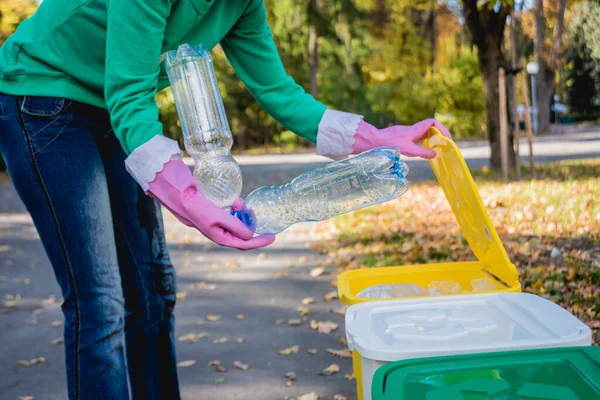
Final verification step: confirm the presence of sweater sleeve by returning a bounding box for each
[104,0,172,154]
[220,0,326,142]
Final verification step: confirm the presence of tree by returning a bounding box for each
[462,0,514,169]
[533,0,567,134]
[564,0,600,116]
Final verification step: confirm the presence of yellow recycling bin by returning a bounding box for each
[337,128,522,400]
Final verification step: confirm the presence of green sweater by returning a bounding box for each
[0,0,327,154]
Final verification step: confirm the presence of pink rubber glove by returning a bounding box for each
[353,119,452,159]
[148,160,275,250]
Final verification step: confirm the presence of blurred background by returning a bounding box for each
[1,0,599,166]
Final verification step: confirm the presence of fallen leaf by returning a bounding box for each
[288,319,301,326]
[298,256,308,263]
[326,348,352,358]
[339,337,348,346]
[236,337,245,344]
[257,252,267,260]
[233,361,248,370]
[285,372,297,381]
[310,320,318,329]
[302,297,315,305]
[307,348,318,355]
[14,278,31,285]
[275,272,289,278]
[215,377,226,384]
[18,397,34,400]
[51,320,62,327]
[320,364,340,376]
[333,395,348,400]
[235,314,245,320]
[41,295,55,305]
[189,282,216,290]
[213,337,228,344]
[18,357,46,367]
[209,360,227,372]
[286,380,293,387]
[275,319,285,325]
[279,345,299,355]
[51,337,63,345]
[311,321,339,334]
[176,291,187,301]
[4,300,16,308]
[310,267,324,277]
[329,306,347,315]
[296,393,319,400]
[206,314,222,322]
[296,306,310,317]
[323,291,338,302]
[177,360,197,368]
[344,373,355,381]
[177,333,208,343]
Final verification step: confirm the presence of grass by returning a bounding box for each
[311,158,600,343]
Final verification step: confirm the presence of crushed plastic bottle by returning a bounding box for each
[232,146,409,234]
[428,281,463,296]
[470,277,501,292]
[357,284,428,299]
[165,43,242,208]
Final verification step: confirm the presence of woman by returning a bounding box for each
[0,1,450,399]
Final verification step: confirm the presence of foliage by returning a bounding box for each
[311,159,600,343]
[564,0,600,115]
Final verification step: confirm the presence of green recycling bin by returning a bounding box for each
[372,347,600,400]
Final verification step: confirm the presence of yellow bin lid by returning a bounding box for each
[424,128,518,287]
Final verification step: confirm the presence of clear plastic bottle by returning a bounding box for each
[165,43,242,208]
[232,146,409,234]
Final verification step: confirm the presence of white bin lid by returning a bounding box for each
[345,293,591,362]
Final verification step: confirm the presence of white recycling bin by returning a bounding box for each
[345,292,592,400]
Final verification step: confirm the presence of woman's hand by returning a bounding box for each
[353,119,452,159]
[148,160,275,250]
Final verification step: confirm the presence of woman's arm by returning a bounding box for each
[221,0,451,160]
[104,0,171,155]
[220,0,328,143]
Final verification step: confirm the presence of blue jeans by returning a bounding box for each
[0,94,180,400]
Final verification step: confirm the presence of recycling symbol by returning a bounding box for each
[384,308,498,341]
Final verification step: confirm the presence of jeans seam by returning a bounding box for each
[16,100,82,400]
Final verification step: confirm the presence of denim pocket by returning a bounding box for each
[20,96,74,153]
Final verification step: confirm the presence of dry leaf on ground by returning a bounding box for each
[302,297,315,305]
[320,363,340,376]
[310,321,339,334]
[279,345,299,355]
[235,314,245,320]
[333,395,348,400]
[329,306,347,315]
[206,314,222,322]
[209,360,227,372]
[18,357,46,367]
[189,282,216,290]
[51,338,63,345]
[177,333,208,343]
[177,360,196,368]
[276,319,285,325]
[339,337,347,345]
[51,320,62,327]
[296,306,310,317]
[213,337,228,344]
[288,319,301,326]
[175,292,187,301]
[295,393,319,400]
[233,361,248,370]
[307,348,318,355]
[310,267,324,277]
[344,373,355,381]
[323,291,338,302]
[236,337,245,343]
[326,348,352,358]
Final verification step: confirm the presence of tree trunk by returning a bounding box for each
[534,0,567,134]
[308,26,318,99]
[478,46,515,169]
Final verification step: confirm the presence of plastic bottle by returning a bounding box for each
[165,43,242,208]
[232,146,409,234]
